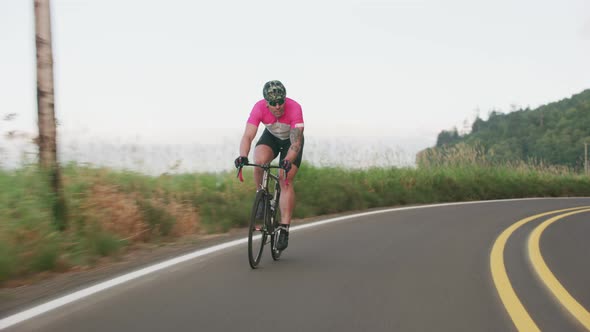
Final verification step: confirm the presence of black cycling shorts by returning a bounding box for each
[255,129,304,168]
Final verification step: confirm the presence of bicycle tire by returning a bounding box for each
[271,186,282,261]
[248,190,268,269]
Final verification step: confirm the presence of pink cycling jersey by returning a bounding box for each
[247,97,304,140]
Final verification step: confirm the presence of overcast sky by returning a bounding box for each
[1,0,589,170]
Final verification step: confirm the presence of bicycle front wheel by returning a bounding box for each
[248,190,268,269]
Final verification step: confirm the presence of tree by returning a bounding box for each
[435,127,460,147]
[471,116,484,133]
[420,89,590,169]
[34,0,67,230]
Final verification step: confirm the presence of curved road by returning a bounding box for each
[2,198,590,331]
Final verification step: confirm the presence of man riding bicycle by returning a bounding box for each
[234,80,304,251]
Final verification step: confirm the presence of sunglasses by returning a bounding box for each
[267,99,285,107]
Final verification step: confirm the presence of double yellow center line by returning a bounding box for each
[490,206,590,331]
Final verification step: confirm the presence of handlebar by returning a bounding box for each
[242,162,282,170]
[236,163,289,186]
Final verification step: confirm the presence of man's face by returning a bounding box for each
[267,100,285,118]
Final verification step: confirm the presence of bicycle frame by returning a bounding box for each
[261,167,280,215]
[238,162,283,220]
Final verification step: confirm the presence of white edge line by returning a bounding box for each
[0,197,586,330]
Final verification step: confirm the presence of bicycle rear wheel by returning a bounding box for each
[248,190,268,269]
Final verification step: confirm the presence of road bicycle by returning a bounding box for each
[237,163,286,269]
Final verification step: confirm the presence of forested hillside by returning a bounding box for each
[422,89,590,169]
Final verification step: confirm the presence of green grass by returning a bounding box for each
[1,158,590,285]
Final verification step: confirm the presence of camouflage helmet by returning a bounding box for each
[262,80,286,103]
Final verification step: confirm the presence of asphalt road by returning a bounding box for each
[2,198,590,331]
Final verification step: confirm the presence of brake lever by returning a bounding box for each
[237,167,244,182]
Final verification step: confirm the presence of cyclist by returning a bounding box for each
[234,80,304,251]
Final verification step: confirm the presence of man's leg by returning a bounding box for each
[279,164,298,225]
[253,144,274,189]
[275,165,298,251]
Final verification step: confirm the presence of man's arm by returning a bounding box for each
[285,127,304,162]
[239,123,258,158]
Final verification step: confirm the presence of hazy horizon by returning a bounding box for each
[2,87,589,174]
[0,132,428,175]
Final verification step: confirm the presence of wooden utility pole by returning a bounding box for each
[34,0,67,230]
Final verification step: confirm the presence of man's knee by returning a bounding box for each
[254,145,274,163]
[279,166,298,187]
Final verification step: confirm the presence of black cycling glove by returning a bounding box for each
[234,156,248,168]
[281,159,292,173]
